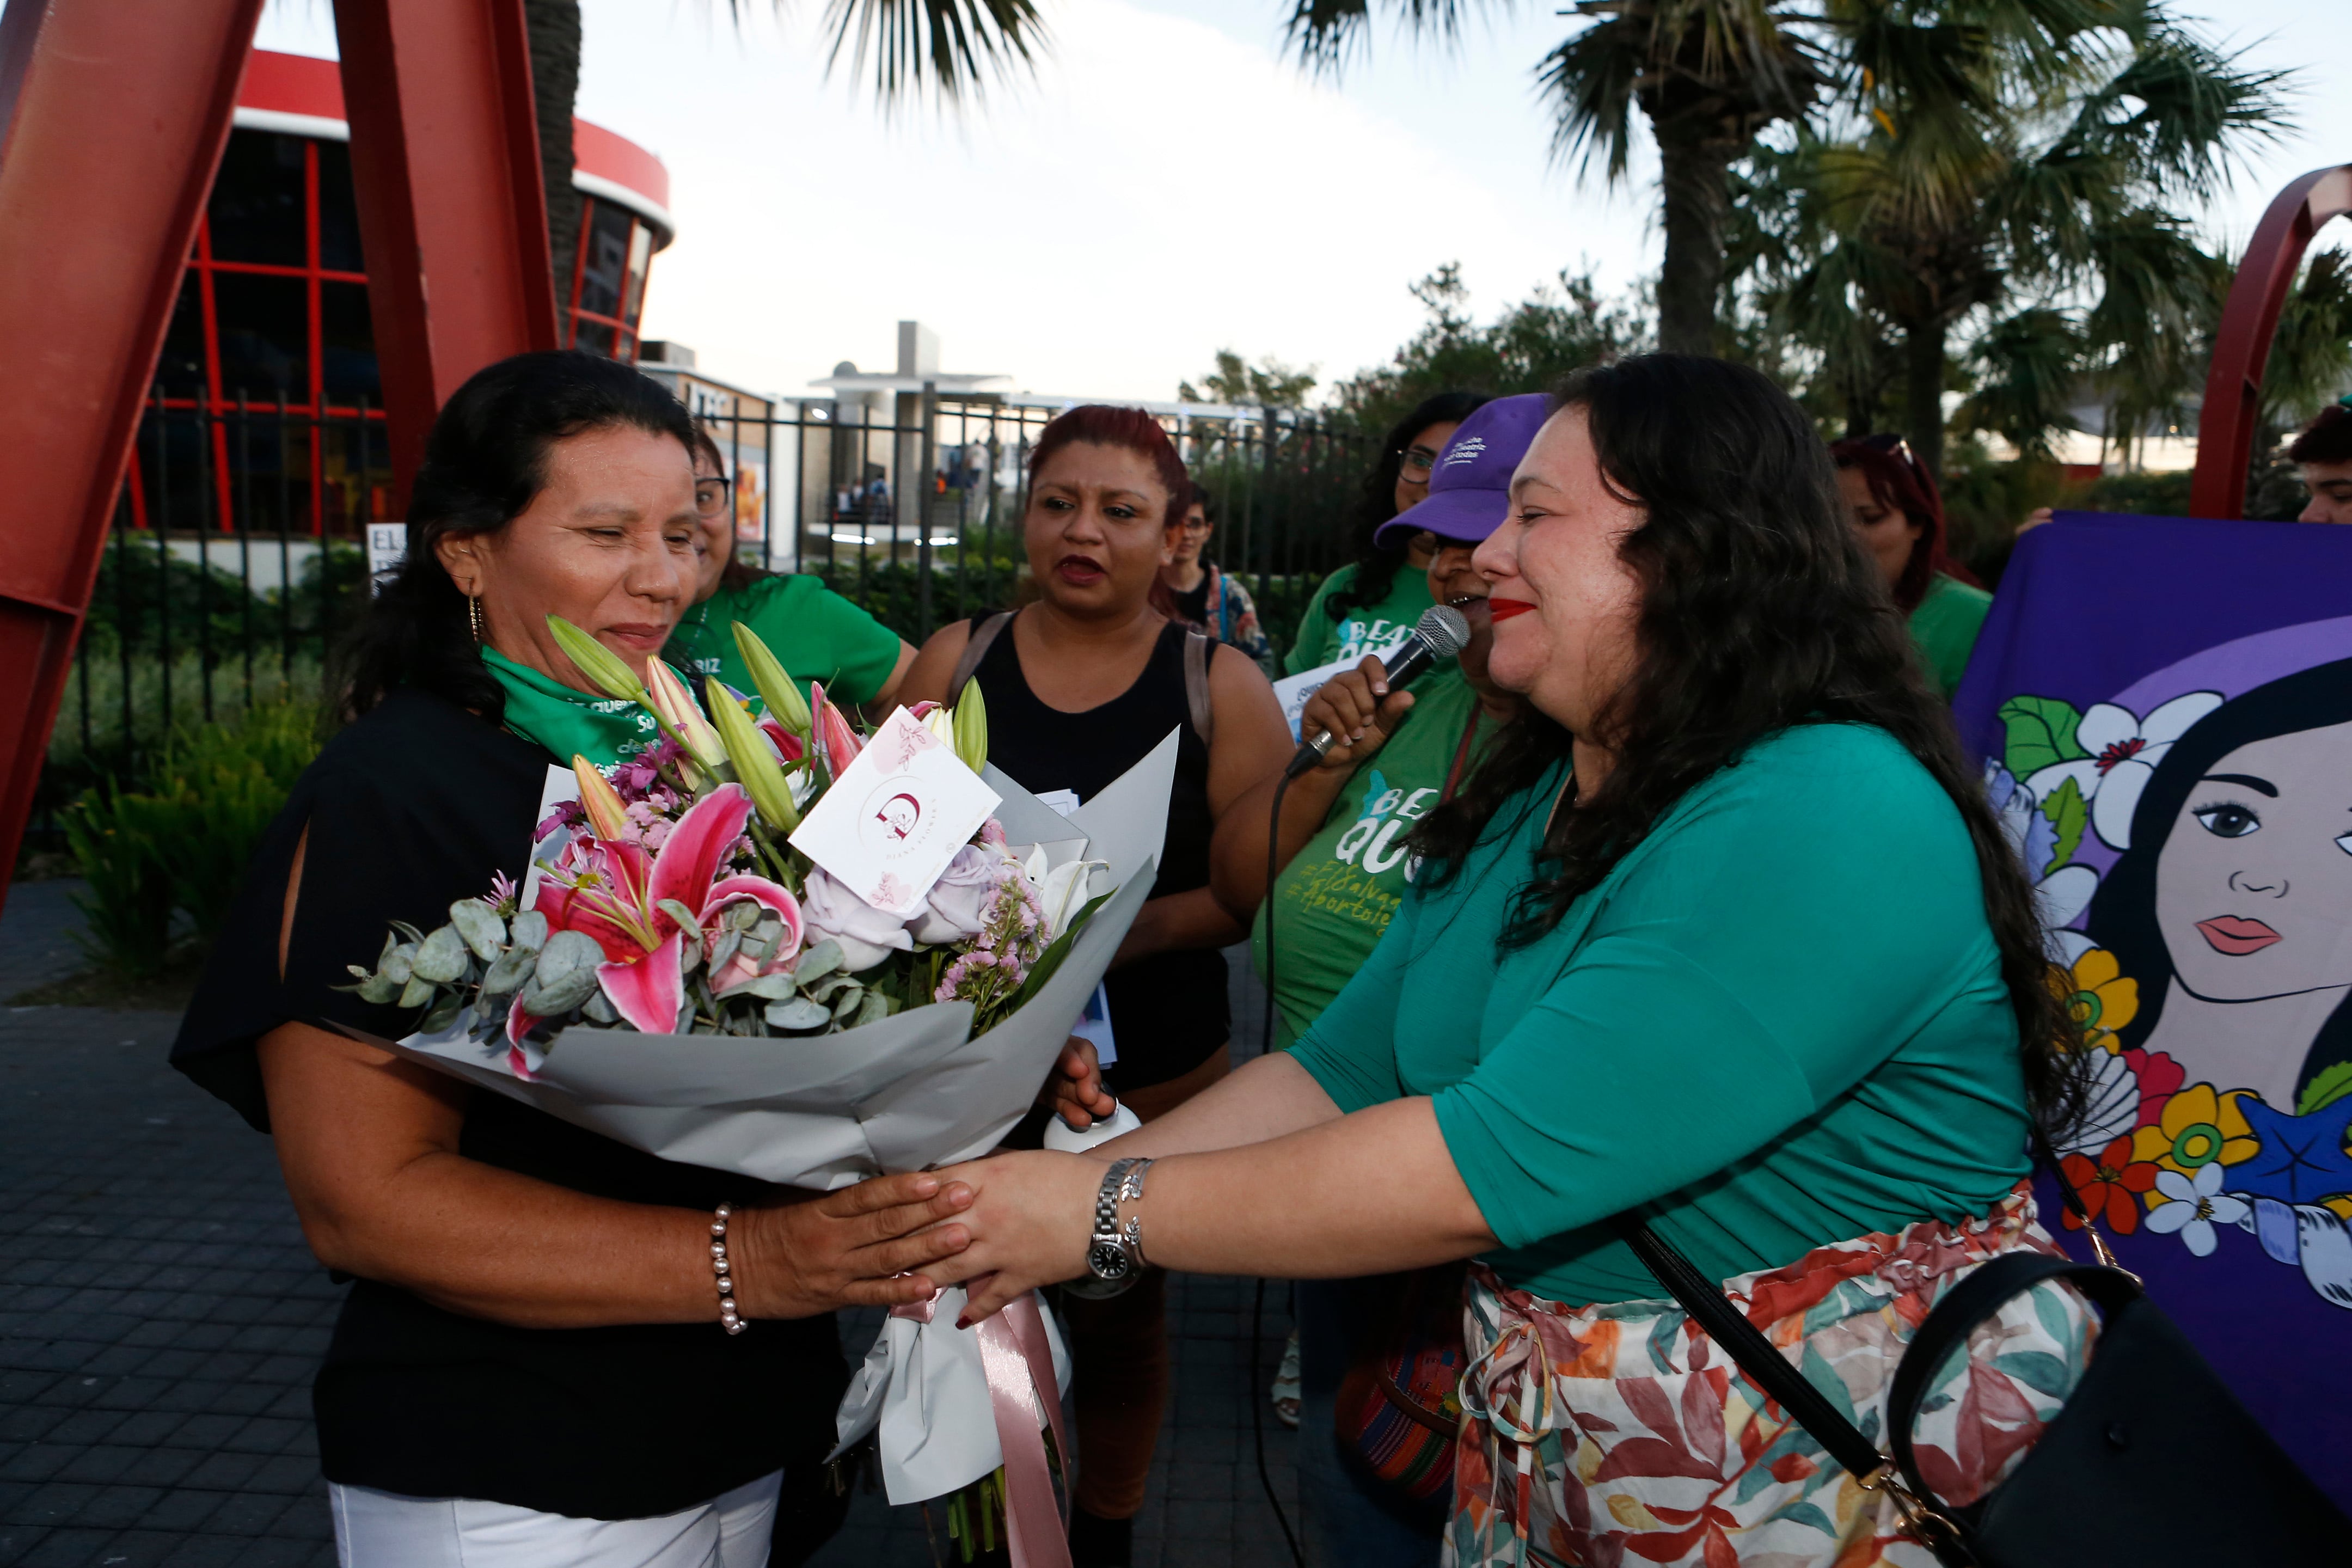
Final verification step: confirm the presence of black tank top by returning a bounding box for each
[971,613,1229,1089]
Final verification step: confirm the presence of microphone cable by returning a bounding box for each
[1253,767,1307,1568]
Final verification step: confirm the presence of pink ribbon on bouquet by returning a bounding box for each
[892,1284,1071,1568]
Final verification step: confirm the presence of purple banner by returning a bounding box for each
[1957,512,2352,1506]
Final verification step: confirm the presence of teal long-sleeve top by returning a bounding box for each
[1287,722,2031,1306]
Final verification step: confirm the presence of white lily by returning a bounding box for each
[921,706,957,746]
[2026,691,2224,851]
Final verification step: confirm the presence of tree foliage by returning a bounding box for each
[1322,263,1653,436]
[1178,351,1320,409]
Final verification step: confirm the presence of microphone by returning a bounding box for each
[1284,603,1473,778]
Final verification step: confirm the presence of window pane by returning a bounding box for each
[572,317,618,358]
[315,139,365,273]
[622,220,653,330]
[320,280,380,406]
[211,272,310,401]
[576,199,633,321]
[208,130,307,266]
[155,274,207,395]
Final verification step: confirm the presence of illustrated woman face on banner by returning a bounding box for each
[2088,658,2352,1110]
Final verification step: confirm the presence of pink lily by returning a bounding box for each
[755,713,807,763]
[531,782,803,1034]
[810,681,863,775]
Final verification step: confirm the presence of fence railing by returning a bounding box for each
[35,391,1379,830]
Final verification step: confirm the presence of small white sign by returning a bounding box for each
[365,523,408,596]
[1271,656,1364,742]
[789,708,1002,917]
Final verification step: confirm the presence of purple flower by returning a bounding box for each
[802,866,916,972]
[905,845,999,945]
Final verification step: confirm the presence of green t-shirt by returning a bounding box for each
[1908,573,1993,699]
[1251,665,1503,1049]
[665,574,904,708]
[1288,722,2029,1306]
[1282,562,1436,675]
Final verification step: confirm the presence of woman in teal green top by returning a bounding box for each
[1832,434,1993,698]
[927,358,2092,1566]
[665,430,915,710]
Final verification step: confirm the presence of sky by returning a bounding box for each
[250,0,2349,407]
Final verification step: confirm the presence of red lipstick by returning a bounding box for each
[1487,598,1536,622]
[2197,915,2282,955]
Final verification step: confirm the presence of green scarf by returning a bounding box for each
[481,645,665,769]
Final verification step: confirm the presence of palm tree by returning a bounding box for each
[1765,0,2286,478]
[523,0,1045,313]
[1282,0,1822,354]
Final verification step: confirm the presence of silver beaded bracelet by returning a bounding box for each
[710,1202,745,1335]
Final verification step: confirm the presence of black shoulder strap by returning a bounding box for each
[1612,1217,1891,1483]
[950,610,1016,706]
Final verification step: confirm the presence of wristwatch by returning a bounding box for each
[1072,1157,1154,1298]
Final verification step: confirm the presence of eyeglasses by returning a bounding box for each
[1398,445,1443,478]
[695,475,733,517]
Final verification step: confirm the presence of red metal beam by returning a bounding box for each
[0,0,265,917]
[330,0,560,509]
[2191,165,2352,519]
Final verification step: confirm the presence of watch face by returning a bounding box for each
[1087,1242,1132,1281]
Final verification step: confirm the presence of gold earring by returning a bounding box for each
[468,595,484,644]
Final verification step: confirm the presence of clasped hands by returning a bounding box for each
[730,1035,1124,1322]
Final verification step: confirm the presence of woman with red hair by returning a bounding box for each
[898,405,1291,1566]
[1829,436,1992,698]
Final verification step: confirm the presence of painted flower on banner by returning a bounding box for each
[2145,1161,2251,1257]
[2058,1136,2160,1233]
[2130,1081,2258,1176]
[2025,691,2224,850]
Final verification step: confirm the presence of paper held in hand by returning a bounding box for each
[789,707,1002,917]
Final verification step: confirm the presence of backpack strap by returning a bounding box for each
[1182,628,1214,747]
[949,610,1016,705]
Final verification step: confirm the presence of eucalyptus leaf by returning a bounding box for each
[731,901,762,932]
[804,973,855,1002]
[396,975,437,1009]
[582,990,618,1025]
[421,999,463,1034]
[345,964,372,981]
[830,984,865,1021]
[678,934,702,976]
[448,901,507,963]
[482,944,538,995]
[709,928,744,977]
[718,972,799,1001]
[383,942,417,985]
[852,990,891,1028]
[764,997,832,1031]
[354,973,402,1005]
[794,939,843,986]
[519,978,544,1015]
[410,925,469,985]
[388,920,426,945]
[536,929,605,987]
[532,968,599,1016]
[675,994,696,1034]
[509,909,550,952]
[657,899,702,938]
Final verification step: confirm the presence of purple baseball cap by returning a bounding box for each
[1374,392,1552,547]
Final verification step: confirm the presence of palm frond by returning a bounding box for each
[815,0,1045,106]
[1280,0,1488,75]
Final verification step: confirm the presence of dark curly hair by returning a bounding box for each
[1326,391,1490,623]
[1411,354,2085,1138]
[339,350,697,719]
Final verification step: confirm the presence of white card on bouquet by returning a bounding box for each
[788,707,1002,916]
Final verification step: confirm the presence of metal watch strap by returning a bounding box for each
[1086,1159,1143,1282]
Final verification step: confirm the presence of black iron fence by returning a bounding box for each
[35,391,1377,829]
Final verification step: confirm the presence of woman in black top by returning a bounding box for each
[170,352,975,1566]
[900,405,1291,1565]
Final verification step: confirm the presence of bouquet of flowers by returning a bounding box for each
[342,616,1110,1067]
[336,617,1178,1556]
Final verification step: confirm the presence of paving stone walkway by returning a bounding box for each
[0,893,1301,1568]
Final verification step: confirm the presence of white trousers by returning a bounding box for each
[331,1469,781,1568]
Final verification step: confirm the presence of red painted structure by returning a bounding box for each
[0,0,573,911]
[2191,164,2352,520]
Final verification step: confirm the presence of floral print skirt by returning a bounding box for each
[1448,1184,2096,1567]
